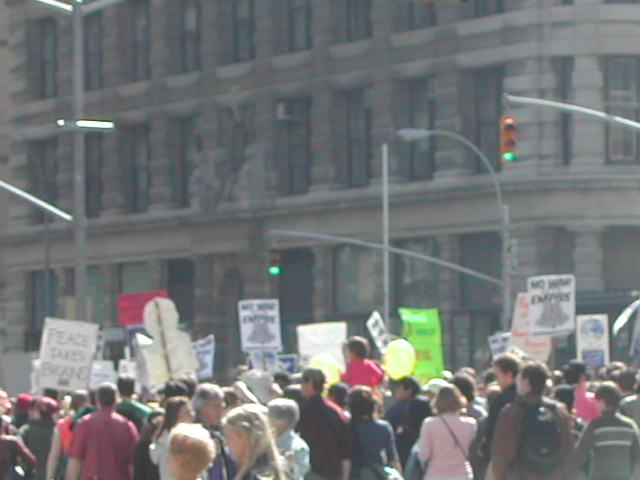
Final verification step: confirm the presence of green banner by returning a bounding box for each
[399,308,444,384]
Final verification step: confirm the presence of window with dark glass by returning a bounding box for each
[84,13,103,90]
[85,134,103,218]
[181,0,201,72]
[275,99,312,195]
[552,57,574,165]
[124,125,150,212]
[28,139,57,224]
[233,0,255,62]
[472,67,503,172]
[168,259,195,325]
[605,57,640,163]
[394,238,440,310]
[346,0,372,41]
[287,0,312,52]
[343,88,372,187]
[29,270,58,330]
[39,18,57,98]
[335,245,381,315]
[400,79,436,180]
[119,261,153,292]
[87,266,109,325]
[396,1,435,30]
[132,0,150,81]
[474,0,504,17]
[170,117,196,207]
[217,104,255,175]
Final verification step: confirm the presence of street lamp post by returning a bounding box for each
[397,128,512,330]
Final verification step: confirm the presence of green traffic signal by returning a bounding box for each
[268,265,281,276]
[502,152,517,163]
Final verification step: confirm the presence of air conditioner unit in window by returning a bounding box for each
[275,101,295,121]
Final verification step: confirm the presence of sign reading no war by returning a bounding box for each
[39,318,99,391]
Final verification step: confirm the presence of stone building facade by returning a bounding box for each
[2,0,640,375]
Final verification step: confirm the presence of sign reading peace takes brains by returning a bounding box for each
[38,318,99,391]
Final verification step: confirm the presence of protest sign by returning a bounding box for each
[277,354,299,374]
[366,311,391,354]
[38,318,99,391]
[297,322,347,368]
[576,314,609,367]
[238,299,282,352]
[118,290,168,326]
[117,360,137,378]
[89,360,117,389]
[399,308,444,384]
[527,274,575,335]
[489,333,511,358]
[508,293,552,362]
[192,335,216,380]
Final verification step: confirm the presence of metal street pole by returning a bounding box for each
[397,128,512,330]
[381,144,390,327]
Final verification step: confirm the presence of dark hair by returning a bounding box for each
[97,383,117,408]
[345,336,370,359]
[273,372,292,390]
[177,375,197,398]
[452,374,476,403]
[520,361,550,395]
[117,375,136,397]
[348,386,376,421]
[493,353,521,377]
[395,377,421,397]
[328,382,349,408]
[553,384,574,411]
[163,380,189,400]
[434,385,466,414]
[282,385,305,409]
[302,368,325,393]
[612,369,637,393]
[160,396,191,434]
[596,381,622,409]
[482,368,497,387]
[563,360,587,385]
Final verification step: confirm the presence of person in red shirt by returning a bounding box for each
[341,336,384,388]
[66,383,139,480]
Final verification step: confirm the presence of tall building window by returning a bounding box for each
[84,13,103,90]
[553,57,574,165]
[87,266,109,325]
[395,1,435,31]
[29,270,58,330]
[168,259,195,325]
[472,67,503,172]
[39,18,57,98]
[605,57,640,163]
[119,262,153,293]
[122,125,150,212]
[288,0,312,52]
[131,0,151,81]
[340,88,372,187]
[28,139,57,224]
[169,117,197,207]
[217,104,255,178]
[399,78,436,180]
[233,0,255,62]
[394,238,440,310]
[346,0,372,42]
[334,245,381,315]
[275,99,312,195]
[474,0,504,17]
[85,134,103,218]
[181,0,201,72]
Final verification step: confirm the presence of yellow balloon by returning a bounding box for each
[308,353,343,386]
[384,339,417,380]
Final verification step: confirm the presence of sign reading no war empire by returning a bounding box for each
[39,318,99,391]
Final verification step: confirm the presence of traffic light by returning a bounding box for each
[500,116,518,163]
[268,249,281,276]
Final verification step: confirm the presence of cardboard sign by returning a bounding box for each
[576,314,610,367]
[296,322,347,368]
[118,290,168,326]
[508,293,552,362]
[238,299,283,352]
[38,318,99,391]
[366,311,391,354]
[89,360,117,389]
[399,308,444,384]
[192,335,215,380]
[527,275,575,335]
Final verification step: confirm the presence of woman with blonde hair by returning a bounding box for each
[222,404,285,480]
[169,423,216,480]
[418,384,477,480]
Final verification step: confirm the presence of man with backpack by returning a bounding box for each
[491,361,576,480]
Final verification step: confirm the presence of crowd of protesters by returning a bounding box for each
[0,336,639,480]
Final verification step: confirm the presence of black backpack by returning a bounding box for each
[515,399,562,474]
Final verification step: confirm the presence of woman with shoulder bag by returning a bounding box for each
[418,385,477,480]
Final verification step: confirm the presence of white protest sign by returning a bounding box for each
[488,333,511,358]
[89,360,117,389]
[118,360,137,378]
[366,311,391,354]
[38,318,99,391]
[238,299,282,352]
[297,322,347,368]
[193,335,215,380]
[527,274,575,335]
[576,314,610,367]
[508,293,552,362]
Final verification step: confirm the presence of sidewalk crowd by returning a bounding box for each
[0,335,639,480]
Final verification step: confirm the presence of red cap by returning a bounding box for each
[37,397,59,415]
[15,393,33,412]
